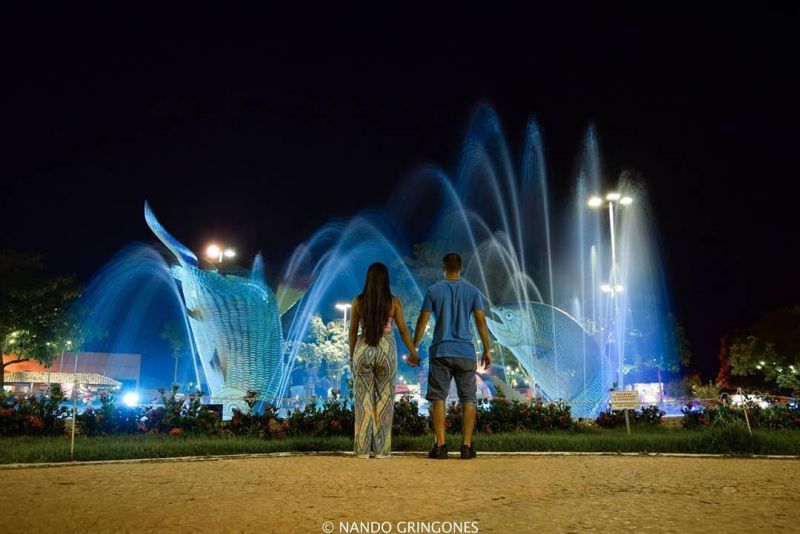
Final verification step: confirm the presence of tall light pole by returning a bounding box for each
[335,302,352,336]
[335,302,353,395]
[588,192,633,389]
[64,339,80,459]
[205,244,236,267]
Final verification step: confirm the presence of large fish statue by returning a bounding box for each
[145,201,295,418]
[485,301,609,417]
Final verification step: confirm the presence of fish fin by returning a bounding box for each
[276,284,305,315]
[144,201,198,266]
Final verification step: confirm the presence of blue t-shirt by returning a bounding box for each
[421,279,484,359]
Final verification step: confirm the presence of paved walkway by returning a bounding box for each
[1,455,797,533]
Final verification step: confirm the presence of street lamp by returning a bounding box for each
[589,192,634,388]
[335,303,352,336]
[335,302,353,386]
[205,243,236,264]
[600,284,625,295]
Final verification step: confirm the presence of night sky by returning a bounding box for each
[4,7,799,377]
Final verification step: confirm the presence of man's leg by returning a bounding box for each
[452,357,478,457]
[432,399,446,446]
[461,401,475,446]
[425,358,452,449]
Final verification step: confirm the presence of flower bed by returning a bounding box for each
[681,398,800,430]
[595,405,666,429]
[3,388,799,443]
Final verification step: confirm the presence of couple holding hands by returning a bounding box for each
[348,253,492,460]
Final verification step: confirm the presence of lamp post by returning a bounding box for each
[588,192,633,389]
[63,340,80,459]
[335,302,352,336]
[335,303,352,392]
[205,244,236,268]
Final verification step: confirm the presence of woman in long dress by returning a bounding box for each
[349,262,418,458]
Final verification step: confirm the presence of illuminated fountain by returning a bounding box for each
[76,105,676,419]
[283,106,676,417]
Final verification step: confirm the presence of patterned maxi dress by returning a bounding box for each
[353,318,397,456]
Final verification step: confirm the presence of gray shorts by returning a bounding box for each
[425,357,477,403]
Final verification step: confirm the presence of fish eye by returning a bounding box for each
[504,312,514,321]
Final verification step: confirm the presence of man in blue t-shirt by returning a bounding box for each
[410,252,492,460]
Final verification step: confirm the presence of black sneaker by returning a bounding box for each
[460,444,476,459]
[428,443,448,459]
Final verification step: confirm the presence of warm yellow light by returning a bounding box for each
[206,244,221,259]
[223,249,236,258]
[606,192,621,201]
[588,196,603,208]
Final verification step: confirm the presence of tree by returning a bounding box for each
[626,313,690,374]
[728,306,800,391]
[716,336,733,388]
[160,321,187,386]
[0,251,80,388]
[624,313,691,402]
[287,315,349,382]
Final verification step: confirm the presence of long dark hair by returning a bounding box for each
[358,262,393,346]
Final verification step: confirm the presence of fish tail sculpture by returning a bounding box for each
[145,201,288,418]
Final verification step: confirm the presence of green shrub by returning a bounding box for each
[445,398,573,434]
[681,398,799,430]
[285,395,354,437]
[141,387,221,436]
[228,390,289,438]
[392,395,427,436]
[0,384,68,437]
[595,405,665,429]
[77,393,146,436]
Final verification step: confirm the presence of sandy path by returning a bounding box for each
[1,454,797,533]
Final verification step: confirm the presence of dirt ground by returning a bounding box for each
[1,454,797,533]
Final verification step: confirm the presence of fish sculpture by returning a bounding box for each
[485,301,609,417]
[145,201,295,418]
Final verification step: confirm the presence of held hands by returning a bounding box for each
[407,349,420,367]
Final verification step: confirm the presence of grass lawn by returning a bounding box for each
[2,426,798,464]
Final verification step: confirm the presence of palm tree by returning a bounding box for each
[160,321,186,386]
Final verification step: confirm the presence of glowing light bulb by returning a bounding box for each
[206,244,221,259]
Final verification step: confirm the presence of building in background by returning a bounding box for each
[2,352,140,395]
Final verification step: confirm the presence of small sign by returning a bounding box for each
[611,390,640,410]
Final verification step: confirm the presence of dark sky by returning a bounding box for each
[4,7,799,377]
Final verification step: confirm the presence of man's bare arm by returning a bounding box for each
[473,308,492,369]
[413,311,431,349]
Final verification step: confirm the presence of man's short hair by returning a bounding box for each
[442,252,462,273]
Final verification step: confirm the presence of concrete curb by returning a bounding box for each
[2,450,799,470]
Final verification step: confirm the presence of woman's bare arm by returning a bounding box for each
[393,297,418,359]
[348,297,360,362]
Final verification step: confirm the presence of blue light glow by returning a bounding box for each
[122,392,140,407]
